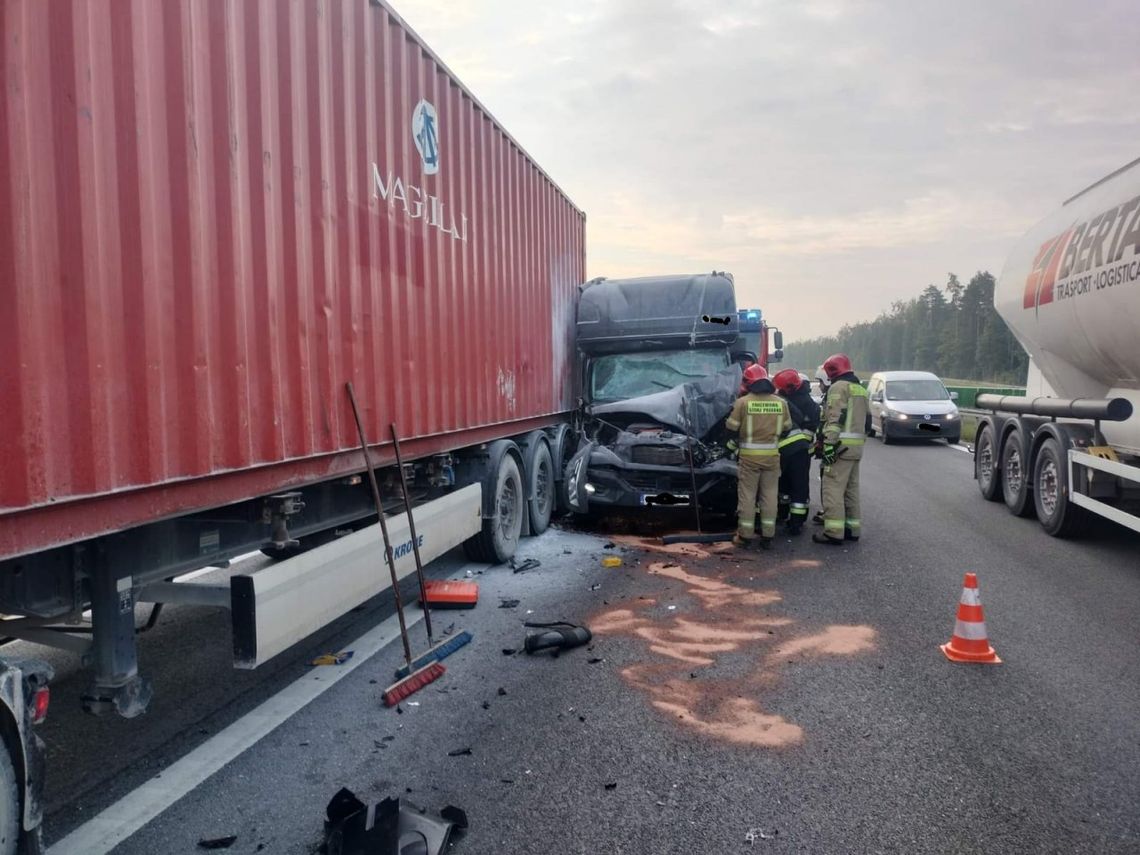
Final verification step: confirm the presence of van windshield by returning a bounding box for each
[885,379,950,401]
[589,349,729,403]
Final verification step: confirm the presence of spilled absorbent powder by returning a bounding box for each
[648,562,781,610]
[770,625,877,660]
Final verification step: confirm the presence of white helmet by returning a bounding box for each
[815,366,830,388]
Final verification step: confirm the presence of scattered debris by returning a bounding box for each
[509,557,541,574]
[310,651,354,666]
[197,836,237,850]
[447,747,473,757]
[500,778,515,784]
[497,687,507,696]
[603,541,616,549]
[300,740,311,747]
[579,715,586,722]
[604,782,617,790]
[524,621,593,655]
[602,556,622,568]
[502,648,518,656]
[587,657,604,664]
[745,827,778,844]
[482,701,491,710]
[590,584,601,591]
[563,549,573,554]
[499,599,521,609]
[323,787,467,855]
[667,605,677,611]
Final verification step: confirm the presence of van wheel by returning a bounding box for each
[0,740,20,855]
[975,425,1001,502]
[1034,438,1088,538]
[526,440,554,536]
[464,453,524,564]
[1001,430,1034,517]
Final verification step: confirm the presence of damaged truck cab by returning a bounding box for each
[565,273,755,516]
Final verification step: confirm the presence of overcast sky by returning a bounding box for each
[391,0,1140,340]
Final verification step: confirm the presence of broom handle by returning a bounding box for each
[346,382,413,667]
[389,422,433,643]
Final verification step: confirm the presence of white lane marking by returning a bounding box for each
[48,601,433,854]
[951,444,971,454]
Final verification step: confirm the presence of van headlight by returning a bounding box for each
[886,410,908,420]
[945,412,958,420]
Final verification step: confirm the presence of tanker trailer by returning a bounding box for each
[974,156,1140,536]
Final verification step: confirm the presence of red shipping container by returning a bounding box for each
[0,0,585,561]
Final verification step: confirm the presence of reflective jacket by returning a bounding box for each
[779,384,820,456]
[822,376,869,460]
[726,392,791,458]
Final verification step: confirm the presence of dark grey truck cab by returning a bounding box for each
[564,273,747,517]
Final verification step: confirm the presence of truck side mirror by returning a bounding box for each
[871,392,883,402]
[773,330,784,350]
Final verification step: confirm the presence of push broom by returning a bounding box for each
[345,383,444,706]
[388,422,473,679]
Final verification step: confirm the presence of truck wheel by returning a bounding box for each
[526,440,554,536]
[1001,430,1034,517]
[975,426,1002,502]
[1034,438,1088,538]
[0,740,20,855]
[463,453,524,564]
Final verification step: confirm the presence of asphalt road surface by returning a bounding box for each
[35,439,1140,854]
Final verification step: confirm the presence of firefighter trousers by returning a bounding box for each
[778,447,811,530]
[821,455,861,540]
[737,456,781,539]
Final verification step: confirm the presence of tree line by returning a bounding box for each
[781,271,1029,384]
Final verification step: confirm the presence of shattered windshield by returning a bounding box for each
[589,349,730,403]
[885,380,950,401]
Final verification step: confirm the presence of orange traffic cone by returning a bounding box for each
[941,572,1001,664]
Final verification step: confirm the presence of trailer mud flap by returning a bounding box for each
[231,484,482,669]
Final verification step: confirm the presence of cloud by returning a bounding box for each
[389,0,1140,338]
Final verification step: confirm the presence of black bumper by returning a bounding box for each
[584,453,737,510]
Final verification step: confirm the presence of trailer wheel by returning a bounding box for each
[1033,438,1088,538]
[975,425,1002,502]
[526,440,554,536]
[0,739,20,855]
[463,453,524,564]
[1001,430,1034,517]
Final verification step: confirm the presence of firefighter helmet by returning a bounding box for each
[772,368,803,395]
[823,353,853,380]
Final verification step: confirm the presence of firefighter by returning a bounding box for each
[726,364,790,549]
[813,353,869,546]
[811,366,831,526]
[773,368,820,535]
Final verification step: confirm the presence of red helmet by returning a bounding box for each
[823,353,853,380]
[772,368,802,395]
[742,364,769,387]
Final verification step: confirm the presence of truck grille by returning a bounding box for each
[631,445,687,466]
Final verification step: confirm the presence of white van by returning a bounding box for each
[866,371,960,445]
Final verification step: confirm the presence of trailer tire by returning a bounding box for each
[975,425,1002,502]
[525,440,555,536]
[0,740,20,855]
[463,453,524,564]
[1033,438,1088,538]
[1001,430,1034,517]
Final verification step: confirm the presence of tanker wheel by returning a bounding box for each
[1001,430,1034,517]
[1033,438,1088,538]
[975,425,1002,502]
[463,453,524,564]
[0,739,19,855]
[527,440,555,535]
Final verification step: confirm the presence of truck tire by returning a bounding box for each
[525,440,554,536]
[463,453,524,564]
[975,425,1002,502]
[0,740,20,855]
[1001,430,1034,517]
[1033,437,1088,538]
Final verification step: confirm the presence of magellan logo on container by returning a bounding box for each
[1024,193,1140,312]
[412,99,439,176]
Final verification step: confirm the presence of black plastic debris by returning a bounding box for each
[499,599,520,609]
[501,648,518,656]
[197,836,237,850]
[587,657,604,664]
[324,788,466,855]
[604,782,617,791]
[509,557,541,574]
[602,541,616,549]
[497,687,507,696]
[523,621,593,655]
[481,700,490,710]
[447,747,472,757]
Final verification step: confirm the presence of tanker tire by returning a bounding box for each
[1033,437,1088,538]
[975,426,1002,502]
[526,441,554,536]
[0,741,20,855]
[1001,430,1034,517]
[463,453,524,564]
